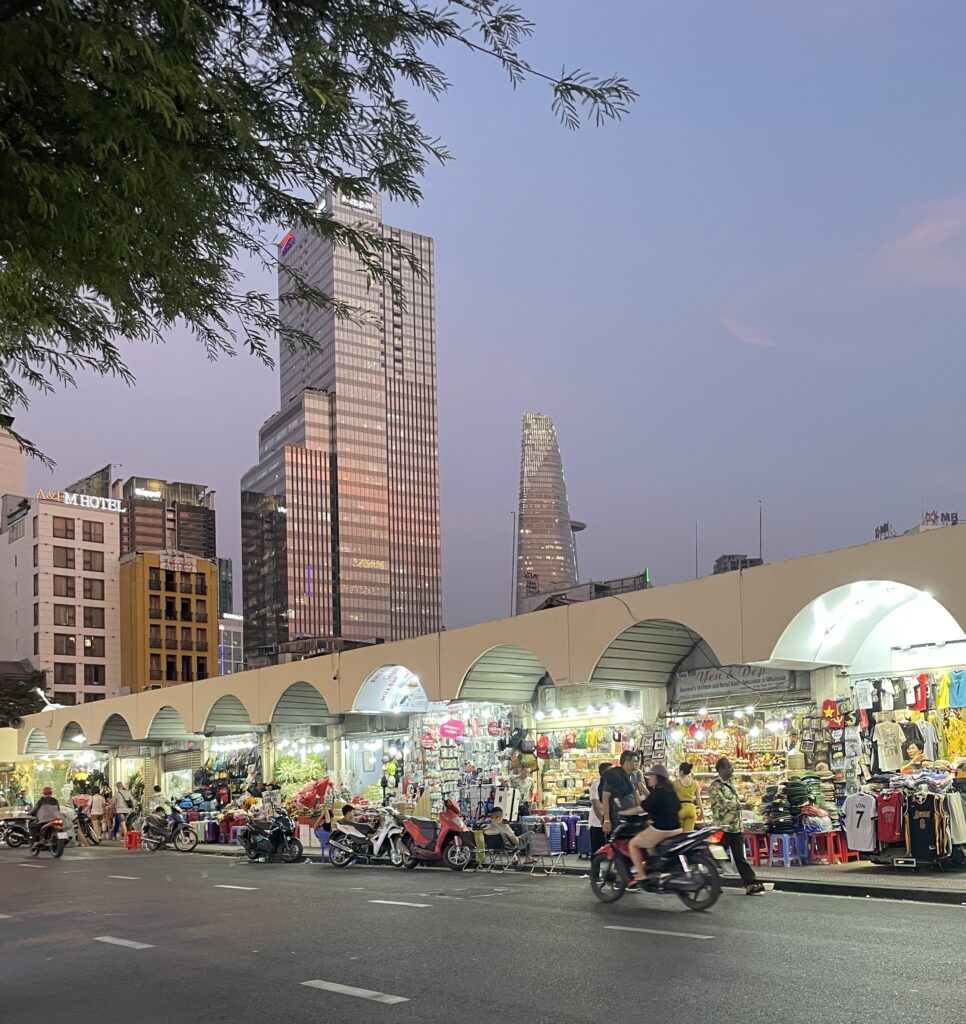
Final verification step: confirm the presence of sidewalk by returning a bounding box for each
[189,842,966,903]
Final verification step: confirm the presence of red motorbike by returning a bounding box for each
[400,799,476,871]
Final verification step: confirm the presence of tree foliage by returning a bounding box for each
[0,1,635,459]
[0,667,46,727]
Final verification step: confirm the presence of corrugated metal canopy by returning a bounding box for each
[591,619,715,688]
[56,720,87,750]
[459,645,550,702]
[147,706,190,741]
[25,728,48,753]
[203,695,253,732]
[96,713,134,746]
[271,682,337,725]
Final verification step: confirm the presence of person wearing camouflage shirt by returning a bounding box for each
[708,758,764,896]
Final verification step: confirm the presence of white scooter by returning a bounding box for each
[328,806,404,868]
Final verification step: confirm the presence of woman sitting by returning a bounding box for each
[627,764,682,884]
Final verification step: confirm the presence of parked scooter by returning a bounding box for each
[328,806,405,867]
[30,818,70,858]
[399,799,476,871]
[241,811,303,863]
[589,816,726,911]
[0,817,30,848]
[142,808,199,852]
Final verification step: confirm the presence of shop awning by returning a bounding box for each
[459,645,551,702]
[591,619,715,688]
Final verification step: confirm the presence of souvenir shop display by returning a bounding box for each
[537,721,642,809]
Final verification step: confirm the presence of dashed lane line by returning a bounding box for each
[94,936,154,950]
[604,925,713,941]
[367,899,430,908]
[301,980,408,1005]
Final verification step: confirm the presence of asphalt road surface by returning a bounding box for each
[2,844,962,1023]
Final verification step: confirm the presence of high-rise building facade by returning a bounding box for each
[120,550,218,692]
[217,557,234,616]
[515,413,584,613]
[66,470,217,559]
[241,190,442,664]
[0,490,123,704]
[218,614,244,675]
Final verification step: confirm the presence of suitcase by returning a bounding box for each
[576,821,593,858]
[563,813,580,853]
[545,821,564,852]
[204,819,219,844]
[493,787,520,821]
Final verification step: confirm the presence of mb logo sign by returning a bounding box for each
[37,489,125,513]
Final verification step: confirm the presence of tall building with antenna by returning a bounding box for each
[515,413,584,613]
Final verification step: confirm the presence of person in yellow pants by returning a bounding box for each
[672,762,702,832]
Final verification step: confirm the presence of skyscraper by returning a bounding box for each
[515,413,584,613]
[241,190,442,664]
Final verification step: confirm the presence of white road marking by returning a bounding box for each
[301,980,408,1005]
[367,899,430,908]
[214,885,258,891]
[108,875,140,880]
[94,936,154,950]
[0,913,11,919]
[18,864,44,869]
[604,925,713,941]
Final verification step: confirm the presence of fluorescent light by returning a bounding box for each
[749,726,761,737]
[694,729,705,741]
[698,707,708,716]
[534,710,545,721]
[567,707,578,719]
[71,733,86,743]
[670,729,684,742]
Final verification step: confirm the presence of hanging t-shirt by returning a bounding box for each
[916,720,939,761]
[947,793,966,846]
[950,670,966,709]
[853,680,874,710]
[906,794,944,861]
[843,793,878,852]
[904,677,918,706]
[876,791,904,844]
[913,674,930,713]
[879,680,895,712]
[874,719,905,772]
[936,674,951,710]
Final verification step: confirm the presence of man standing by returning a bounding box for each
[114,781,133,839]
[600,751,641,835]
[147,785,169,813]
[511,765,534,817]
[708,757,764,895]
[588,761,612,854]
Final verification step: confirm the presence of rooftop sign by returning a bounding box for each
[37,489,125,513]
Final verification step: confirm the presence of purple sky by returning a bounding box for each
[22,1,966,629]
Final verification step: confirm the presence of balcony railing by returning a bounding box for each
[148,580,161,591]
[149,637,162,649]
[164,579,176,592]
[181,640,193,651]
[149,609,162,620]
[165,610,178,621]
[180,610,193,621]
[182,671,194,682]
[197,670,208,681]
[165,672,179,682]
[149,669,163,681]
[196,640,209,652]
[180,582,193,594]
[195,612,208,623]
[165,639,178,649]
[195,583,207,595]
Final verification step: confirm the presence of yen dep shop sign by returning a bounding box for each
[439,719,465,740]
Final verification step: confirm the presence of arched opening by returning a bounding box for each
[24,728,49,754]
[271,681,338,726]
[591,618,719,689]
[352,665,430,713]
[56,720,88,751]
[146,706,191,741]
[202,694,254,734]
[458,644,552,703]
[96,714,135,747]
[768,581,966,673]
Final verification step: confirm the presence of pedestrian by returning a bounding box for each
[88,789,106,838]
[599,750,641,835]
[672,762,703,832]
[708,757,764,895]
[104,790,117,839]
[16,790,31,811]
[147,785,168,812]
[588,761,611,854]
[511,765,534,817]
[114,782,133,838]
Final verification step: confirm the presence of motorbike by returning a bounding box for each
[142,812,199,852]
[590,817,726,911]
[0,817,30,848]
[399,799,476,871]
[328,807,405,868]
[74,804,100,846]
[30,818,70,858]
[240,811,304,863]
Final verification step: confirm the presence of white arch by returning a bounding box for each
[458,645,552,703]
[590,619,718,689]
[353,666,430,713]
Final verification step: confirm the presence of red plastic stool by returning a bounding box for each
[830,831,861,864]
[808,832,838,865]
[125,830,142,851]
[743,833,769,868]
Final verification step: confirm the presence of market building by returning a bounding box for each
[16,524,966,867]
[120,550,218,692]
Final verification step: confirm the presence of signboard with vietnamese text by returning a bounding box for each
[672,665,807,705]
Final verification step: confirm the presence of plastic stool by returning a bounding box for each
[767,833,803,867]
[794,832,810,864]
[743,833,769,868]
[808,832,837,864]
[125,831,142,851]
[229,826,248,845]
[830,831,861,864]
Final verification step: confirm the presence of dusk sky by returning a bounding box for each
[22,1,966,630]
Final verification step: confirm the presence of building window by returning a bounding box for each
[165,626,176,648]
[180,627,192,648]
[195,573,207,595]
[165,656,178,682]
[53,691,77,705]
[197,657,208,681]
[181,655,193,682]
[33,633,38,655]
[180,599,192,621]
[148,568,162,591]
[33,603,39,626]
[54,575,75,598]
[52,546,74,569]
[83,606,105,629]
[82,520,104,543]
[33,574,38,597]
[83,550,104,572]
[32,515,37,538]
[83,664,106,686]
[52,516,75,539]
[83,578,104,601]
[53,605,75,627]
[53,663,76,685]
[83,635,105,658]
[33,544,39,567]
[84,693,105,702]
[150,653,162,680]
[53,634,76,656]
[196,599,208,622]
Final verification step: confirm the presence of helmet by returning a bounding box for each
[42,786,53,796]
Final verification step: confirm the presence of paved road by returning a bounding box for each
[1,844,962,1023]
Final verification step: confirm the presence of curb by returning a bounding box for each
[189,845,966,904]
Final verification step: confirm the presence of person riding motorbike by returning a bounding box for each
[626,764,682,885]
[28,787,61,848]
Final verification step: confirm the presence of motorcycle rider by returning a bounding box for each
[600,751,641,835]
[626,764,682,884]
[28,787,61,848]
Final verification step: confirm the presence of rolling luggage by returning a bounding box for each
[576,821,593,858]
